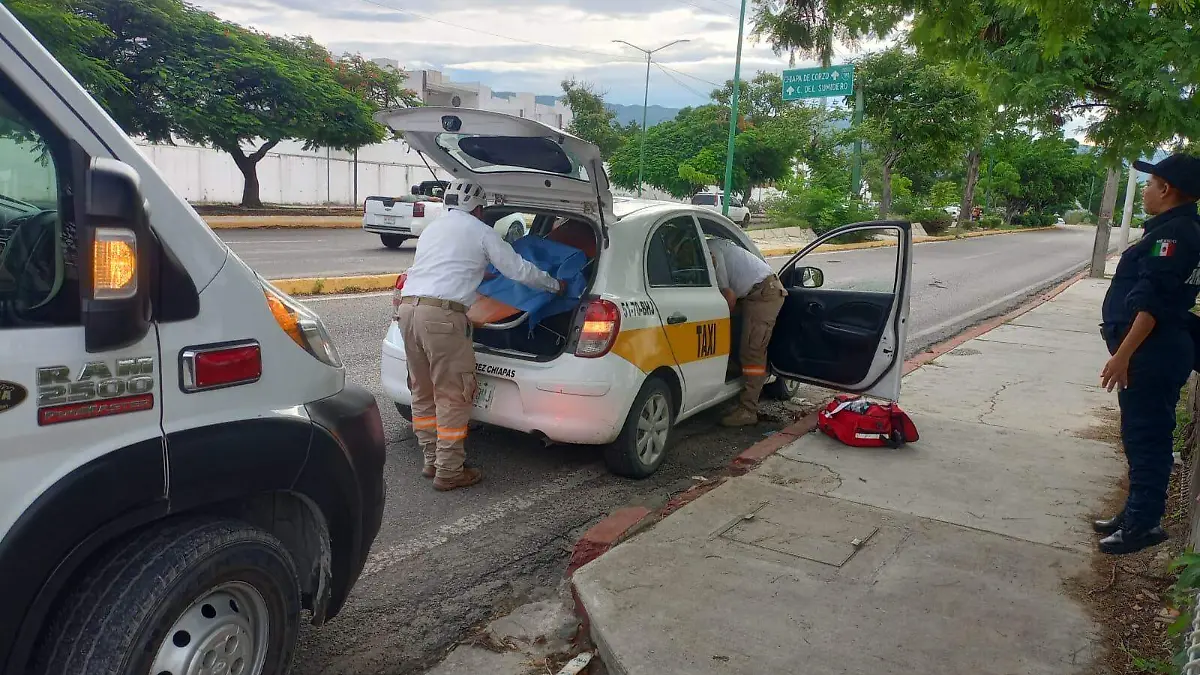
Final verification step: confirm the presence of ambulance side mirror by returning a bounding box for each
[80,158,154,353]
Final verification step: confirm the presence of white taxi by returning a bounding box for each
[378,108,913,478]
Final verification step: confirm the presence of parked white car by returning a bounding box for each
[377,108,914,478]
[691,192,751,228]
[363,193,529,248]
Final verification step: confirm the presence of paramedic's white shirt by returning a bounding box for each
[709,237,773,298]
[401,209,560,306]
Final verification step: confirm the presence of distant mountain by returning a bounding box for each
[606,104,682,128]
[491,92,562,107]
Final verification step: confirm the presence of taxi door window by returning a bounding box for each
[0,75,78,328]
[646,216,711,288]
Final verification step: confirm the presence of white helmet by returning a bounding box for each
[444,181,488,213]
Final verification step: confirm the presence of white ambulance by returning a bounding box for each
[379,108,914,479]
[0,8,386,675]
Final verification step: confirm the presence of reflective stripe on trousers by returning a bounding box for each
[396,303,477,478]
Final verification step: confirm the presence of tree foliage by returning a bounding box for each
[607,76,818,202]
[980,130,1092,221]
[9,0,402,207]
[852,48,986,216]
[754,0,1200,159]
[560,78,626,160]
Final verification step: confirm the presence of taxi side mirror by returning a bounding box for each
[80,158,153,353]
[799,266,824,289]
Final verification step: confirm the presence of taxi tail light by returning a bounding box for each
[575,299,621,358]
[181,342,262,392]
[413,202,425,218]
[92,227,138,300]
[393,273,407,314]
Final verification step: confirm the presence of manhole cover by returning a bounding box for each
[719,502,880,567]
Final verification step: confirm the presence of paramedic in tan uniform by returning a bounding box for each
[398,182,564,491]
[708,237,787,427]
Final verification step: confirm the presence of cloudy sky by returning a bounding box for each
[191,0,868,108]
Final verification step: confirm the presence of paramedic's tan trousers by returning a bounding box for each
[396,304,476,479]
[737,275,787,412]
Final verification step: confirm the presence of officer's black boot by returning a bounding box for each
[1098,526,1169,555]
[1092,514,1124,536]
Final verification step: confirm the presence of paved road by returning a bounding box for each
[220,228,415,279]
[288,225,1122,674]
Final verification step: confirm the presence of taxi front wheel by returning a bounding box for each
[606,377,675,479]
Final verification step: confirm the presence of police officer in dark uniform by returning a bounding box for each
[1094,152,1200,555]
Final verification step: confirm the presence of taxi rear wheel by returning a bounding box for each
[606,378,674,479]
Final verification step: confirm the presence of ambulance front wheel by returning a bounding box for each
[395,402,413,421]
[35,519,301,675]
[606,377,675,479]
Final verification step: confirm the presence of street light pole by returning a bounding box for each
[613,39,691,198]
[721,0,749,218]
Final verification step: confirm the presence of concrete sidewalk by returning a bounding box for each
[574,275,1126,674]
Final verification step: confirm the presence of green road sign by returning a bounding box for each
[782,64,854,100]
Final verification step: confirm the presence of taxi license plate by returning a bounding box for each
[382,215,397,226]
[473,380,495,410]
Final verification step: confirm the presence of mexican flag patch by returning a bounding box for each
[1151,239,1177,257]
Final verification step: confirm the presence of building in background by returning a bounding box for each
[373,60,573,130]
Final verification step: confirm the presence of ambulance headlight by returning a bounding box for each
[260,280,343,368]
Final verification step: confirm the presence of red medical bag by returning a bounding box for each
[817,394,919,448]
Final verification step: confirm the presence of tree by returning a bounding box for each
[560,79,625,160]
[929,181,959,209]
[332,53,420,112]
[5,0,128,109]
[608,105,726,198]
[164,13,383,206]
[852,48,983,217]
[12,0,390,207]
[981,130,1092,222]
[755,0,1200,160]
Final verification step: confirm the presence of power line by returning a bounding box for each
[656,63,722,88]
[653,62,712,100]
[352,0,644,63]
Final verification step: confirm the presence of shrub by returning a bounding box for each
[765,187,878,235]
[911,207,953,236]
[980,215,1004,229]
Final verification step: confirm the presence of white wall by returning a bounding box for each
[133,138,452,205]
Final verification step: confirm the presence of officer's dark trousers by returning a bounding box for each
[1105,327,1193,531]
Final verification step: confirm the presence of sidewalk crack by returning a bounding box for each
[978,379,1024,423]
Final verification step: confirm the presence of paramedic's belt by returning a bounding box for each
[401,296,468,314]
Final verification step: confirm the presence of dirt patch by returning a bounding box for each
[1067,400,1193,675]
[1074,407,1124,444]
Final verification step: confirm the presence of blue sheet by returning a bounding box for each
[477,235,589,334]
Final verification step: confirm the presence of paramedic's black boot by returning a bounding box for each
[1092,514,1124,536]
[1098,526,1168,555]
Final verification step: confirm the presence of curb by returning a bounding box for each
[271,273,397,296]
[205,216,361,229]
[757,225,1056,258]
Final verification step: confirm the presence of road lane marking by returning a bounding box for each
[358,465,605,578]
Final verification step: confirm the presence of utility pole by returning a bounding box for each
[612,39,691,198]
[1089,165,1121,278]
[1118,162,1138,252]
[849,79,864,199]
[721,0,749,217]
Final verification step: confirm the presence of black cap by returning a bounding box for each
[1134,153,1200,199]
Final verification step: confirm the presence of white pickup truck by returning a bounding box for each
[690,192,751,228]
[362,182,530,249]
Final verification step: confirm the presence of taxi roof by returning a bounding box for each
[613,198,687,221]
